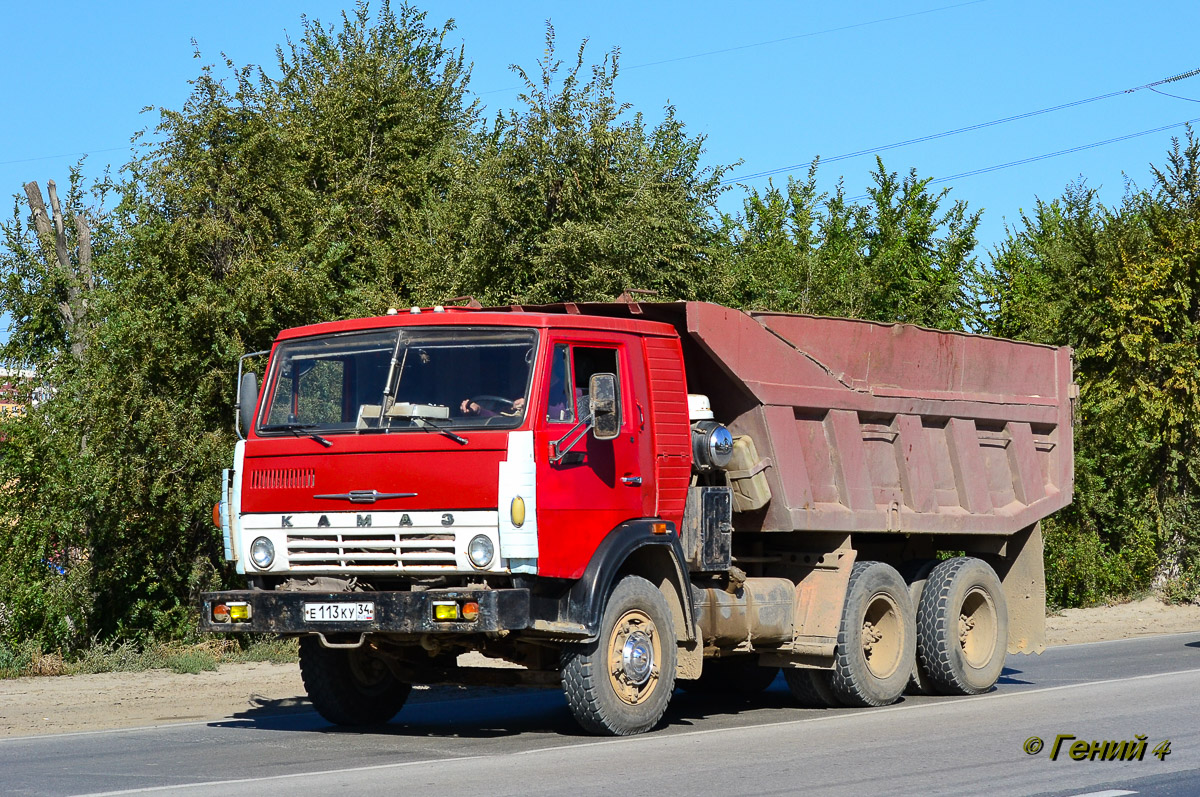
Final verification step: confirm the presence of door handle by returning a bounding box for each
[621,475,642,486]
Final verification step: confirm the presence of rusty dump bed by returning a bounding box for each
[505,300,1074,538]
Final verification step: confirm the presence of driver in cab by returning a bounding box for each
[459,396,526,417]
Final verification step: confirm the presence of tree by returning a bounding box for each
[0,2,479,645]
[984,130,1200,605]
[424,26,732,305]
[717,158,981,330]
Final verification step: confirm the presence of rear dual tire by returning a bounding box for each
[786,561,915,708]
[915,557,1008,695]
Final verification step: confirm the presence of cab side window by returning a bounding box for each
[572,347,619,422]
[546,344,620,424]
[546,344,574,423]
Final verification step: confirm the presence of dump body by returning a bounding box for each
[685,303,1073,536]
[503,301,1074,539]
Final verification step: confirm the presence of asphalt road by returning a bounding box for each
[2,633,1198,797]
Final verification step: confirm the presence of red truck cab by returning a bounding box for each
[230,308,690,583]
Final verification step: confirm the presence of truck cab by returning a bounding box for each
[225,308,689,585]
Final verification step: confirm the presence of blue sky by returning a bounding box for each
[3,0,1200,256]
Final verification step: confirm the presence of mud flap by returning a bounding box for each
[994,522,1047,654]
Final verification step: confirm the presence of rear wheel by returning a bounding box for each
[561,575,677,736]
[298,637,411,726]
[784,668,841,708]
[900,559,937,695]
[682,656,780,696]
[829,561,916,707]
[916,557,1008,695]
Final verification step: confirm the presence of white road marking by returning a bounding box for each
[65,666,1200,796]
[1065,790,1137,797]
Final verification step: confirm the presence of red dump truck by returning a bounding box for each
[201,300,1074,735]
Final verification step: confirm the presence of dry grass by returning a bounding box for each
[0,636,297,679]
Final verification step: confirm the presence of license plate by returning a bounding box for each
[303,602,375,622]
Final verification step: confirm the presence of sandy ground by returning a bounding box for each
[2,598,1198,739]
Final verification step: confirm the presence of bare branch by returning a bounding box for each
[57,300,75,327]
[22,181,56,264]
[46,180,72,272]
[76,211,94,294]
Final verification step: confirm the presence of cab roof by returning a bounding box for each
[274,302,683,343]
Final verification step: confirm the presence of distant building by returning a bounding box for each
[0,367,37,417]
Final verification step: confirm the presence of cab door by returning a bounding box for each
[534,334,646,578]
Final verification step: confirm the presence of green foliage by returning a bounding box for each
[986,129,1200,605]
[0,2,477,648]
[716,158,981,330]
[426,25,731,305]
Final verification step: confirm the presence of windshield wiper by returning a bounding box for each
[412,417,468,446]
[259,423,333,448]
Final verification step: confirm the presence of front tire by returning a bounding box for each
[829,561,916,707]
[561,575,677,736]
[916,557,1008,695]
[298,637,411,726]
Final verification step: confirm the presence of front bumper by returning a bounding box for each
[199,588,531,635]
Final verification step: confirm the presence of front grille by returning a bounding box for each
[287,528,457,571]
[250,468,316,490]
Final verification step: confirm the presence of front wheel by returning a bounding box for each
[298,637,411,726]
[561,575,677,736]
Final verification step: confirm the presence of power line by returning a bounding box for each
[1150,87,1200,103]
[476,0,988,96]
[624,0,987,72]
[723,68,1200,185]
[0,146,127,168]
[842,116,1200,203]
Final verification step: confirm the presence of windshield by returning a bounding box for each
[257,327,538,435]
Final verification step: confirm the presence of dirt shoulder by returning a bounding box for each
[2,599,1198,739]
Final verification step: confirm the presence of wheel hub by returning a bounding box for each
[861,593,903,679]
[957,586,998,668]
[607,609,661,705]
[621,631,655,685]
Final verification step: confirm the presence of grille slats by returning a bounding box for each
[286,527,459,570]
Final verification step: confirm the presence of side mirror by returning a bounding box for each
[589,372,620,440]
[238,371,259,437]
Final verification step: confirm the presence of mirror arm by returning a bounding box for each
[550,412,594,463]
[235,350,270,440]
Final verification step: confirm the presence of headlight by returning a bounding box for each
[467,535,495,569]
[250,536,275,570]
